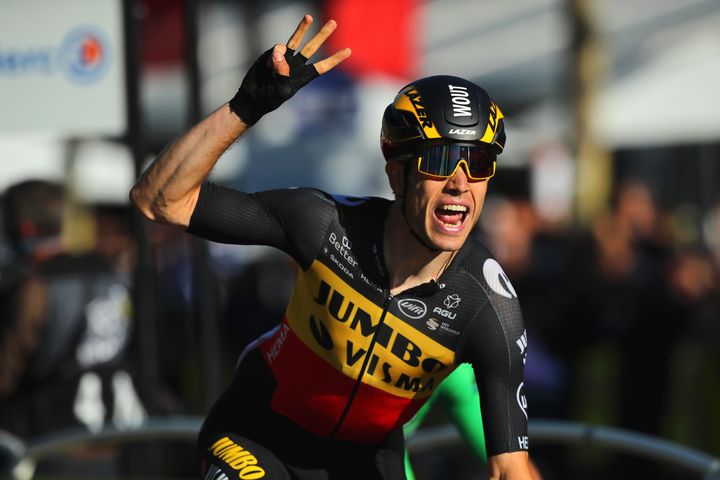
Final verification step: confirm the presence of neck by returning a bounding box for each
[383,202,457,295]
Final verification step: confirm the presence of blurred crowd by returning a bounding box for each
[476,175,720,478]
[0,168,718,479]
[1,0,719,478]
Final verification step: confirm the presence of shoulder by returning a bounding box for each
[456,236,520,303]
[451,237,526,361]
[325,194,392,230]
[258,186,336,207]
[259,189,392,221]
[328,194,392,213]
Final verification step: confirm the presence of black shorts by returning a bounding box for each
[198,350,406,480]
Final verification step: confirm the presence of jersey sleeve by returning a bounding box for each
[456,291,528,457]
[186,182,337,269]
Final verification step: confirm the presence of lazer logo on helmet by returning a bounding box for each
[448,128,476,135]
[448,85,472,117]
[404,89,433,128]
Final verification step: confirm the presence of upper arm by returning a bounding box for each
[458,300,528,458]
[186,183,336,268]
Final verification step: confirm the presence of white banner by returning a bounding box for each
[0,0,126,136]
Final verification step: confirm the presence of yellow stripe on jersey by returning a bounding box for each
[285,260,455,399]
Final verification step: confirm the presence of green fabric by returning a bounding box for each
[403,364,487,479]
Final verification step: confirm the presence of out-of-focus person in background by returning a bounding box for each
[556,179,683,478]
[0,180,146,476]
[220,250,299,361]
[663,240,720,457]
[571,179,675,432]
[93,204,137,283]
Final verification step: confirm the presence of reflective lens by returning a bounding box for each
[417,144,496,181]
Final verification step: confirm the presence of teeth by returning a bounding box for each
[441,204,467,212]
[442,220,462,227]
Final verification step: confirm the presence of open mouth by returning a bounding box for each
[434,204,468,229]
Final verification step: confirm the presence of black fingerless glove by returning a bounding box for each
[228,47,319,125]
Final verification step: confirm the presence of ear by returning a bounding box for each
[385,159,405,197]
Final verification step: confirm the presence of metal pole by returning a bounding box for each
[123,0,159,412]
[184,0,223,408]
[567,0,612,225]
[10,419,720,478]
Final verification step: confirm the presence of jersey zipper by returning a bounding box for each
[330,291,394,438]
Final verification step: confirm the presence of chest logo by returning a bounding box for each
[443,293,461,309]
[398,298,427,319]
[425,318,440,331]
[482,258,517,299]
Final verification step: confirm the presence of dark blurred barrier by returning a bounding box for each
[1,417,719,479]
[0,430,24,474]
[410,420,720,479]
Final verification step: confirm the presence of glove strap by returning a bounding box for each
[228,89,261,126]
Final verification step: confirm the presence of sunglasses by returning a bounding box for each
[416,144,496,181]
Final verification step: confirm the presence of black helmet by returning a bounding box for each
[381,75,506,161]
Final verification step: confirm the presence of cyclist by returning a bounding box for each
[131,15,532,480]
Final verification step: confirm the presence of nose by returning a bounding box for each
[444,162,470,194]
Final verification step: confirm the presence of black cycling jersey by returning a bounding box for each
[188,182,528,479]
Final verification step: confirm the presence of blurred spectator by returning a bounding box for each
[0,180,145,475]
[220,250,298,360]
[664,246,720,454]
[703,197,720,268]
[564,179,680,478]
[145,221,202,413]
[94,204,136,282]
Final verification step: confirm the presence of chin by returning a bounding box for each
[428,234,468,252]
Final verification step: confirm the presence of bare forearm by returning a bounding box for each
[130,104,248,227]
[488,452,533,480]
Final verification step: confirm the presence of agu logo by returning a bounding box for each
[58,27,111,84]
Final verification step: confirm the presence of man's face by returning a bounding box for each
[389,158,490,252]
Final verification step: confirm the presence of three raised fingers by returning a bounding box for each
[284,14,351,75]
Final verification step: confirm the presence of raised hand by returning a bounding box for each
[229,15,352,125]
